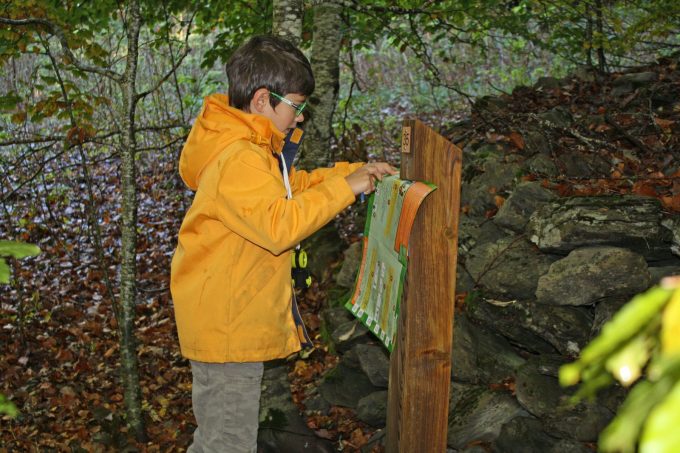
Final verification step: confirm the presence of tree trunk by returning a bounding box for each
[299,1,343,170]
[595,0,607,72]
[118,0,146,441]
[272,0,303,46]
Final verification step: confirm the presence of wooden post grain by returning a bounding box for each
[386,119,463,452]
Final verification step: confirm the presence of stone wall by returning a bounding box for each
[267,60,680,451]
[314,94,679,453]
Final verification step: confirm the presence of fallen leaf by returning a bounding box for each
[508,131,524,150]
[314,428,335,440]
[655,117,675,132]
[632,181,657,197]
[60,386,77,397]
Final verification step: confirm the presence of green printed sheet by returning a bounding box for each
[345,175,436,351]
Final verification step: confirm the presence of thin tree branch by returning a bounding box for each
[135,12,195,101]
[0,123,189,148]
[0,17,123,82]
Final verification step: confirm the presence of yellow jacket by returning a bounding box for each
[171,94,361,362]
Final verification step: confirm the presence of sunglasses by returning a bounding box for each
[269,91,307,117]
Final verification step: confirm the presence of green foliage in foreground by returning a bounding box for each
[0,394,18,418]
[0,240,39,418]
[560,281,680,453]
[0,240,40,284]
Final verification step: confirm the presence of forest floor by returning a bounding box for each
[1,55,679,451]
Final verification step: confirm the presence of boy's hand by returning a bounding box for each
[345,162,399,197]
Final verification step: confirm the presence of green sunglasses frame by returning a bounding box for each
[270,91,307,117]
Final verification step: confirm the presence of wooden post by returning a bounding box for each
[386,119,463,452]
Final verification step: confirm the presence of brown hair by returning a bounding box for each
[226,35,315,111]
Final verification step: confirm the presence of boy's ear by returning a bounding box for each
[250,88,270,113]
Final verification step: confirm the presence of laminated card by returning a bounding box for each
[345,175,436,351]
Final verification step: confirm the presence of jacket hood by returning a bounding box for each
[179,93,285,190]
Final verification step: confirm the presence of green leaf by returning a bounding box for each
[600,355,680,453]
[582,287,672,363]
[0,93,21,112]
[0,259,9,284]
[640,378,680,453]
[0,394,18,418]
[0,240,41,259]
[605,332,654,386]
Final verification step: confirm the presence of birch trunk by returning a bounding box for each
[272,0,303,46]
[118,0,146,441]
[299,1,343,169]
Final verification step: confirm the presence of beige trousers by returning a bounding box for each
[188,361,264,453]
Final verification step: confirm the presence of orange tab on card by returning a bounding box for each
[394,182,436,254]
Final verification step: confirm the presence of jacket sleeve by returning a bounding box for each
[214,149,356,255]
[289,161,364,195]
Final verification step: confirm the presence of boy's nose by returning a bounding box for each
[295,112,304,122]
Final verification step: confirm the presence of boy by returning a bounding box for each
[170,35,396,452]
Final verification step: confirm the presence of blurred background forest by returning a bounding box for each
[1,0,679,451]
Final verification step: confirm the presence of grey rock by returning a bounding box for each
[514,355,568,418]
[610,71,658,96]
[493,416,592,453]
[354,344,390,388]
[456,262,475,294]
[450,381,477,412]
[523,129,553,156]
[465,236,554,300]
[466,297,557,354]
[557,152,610,178]
[335,241,363,288]
[649,264,680,284]
[544,402,613,442]
[494,182,557,232]
[458,216,484,258]
[321,306,355,334]
[356,391,388,427]
[536,247,650,306]
[515,356,613,442]
[550,439,594,453]
[303,392,330,415]
[464,143,505,173]
[591,296,630,337]
[581,114,606,127]
[259,365,296,421]
[447,386,527,449]
[614,72,658,86]
[525,154,559,178]
[452,313,525,384]
[458,216,509,259]
[461,446,488,453]
[572,66,597,82]
[662,217,680,257]
[611,84,634,97]
[527,302,593,356]
[302,223,345,283]
[478,220,510,244]
[330,319,371,353]
[258,366,335,453]
[462,161,522,216]
[527,195,670,259]
[538,107,573,129]
[467,297,591,356]
[535,77,562,91]
[474,95,511,113]
[493,416,557,453]
[318,361,378,409]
